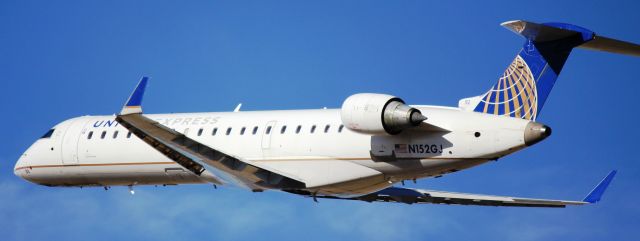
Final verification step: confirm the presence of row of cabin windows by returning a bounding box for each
[86,124,346,140]
[86,130,133,140]
[198,124,345,137]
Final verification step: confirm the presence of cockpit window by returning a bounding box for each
[40,129,55,139]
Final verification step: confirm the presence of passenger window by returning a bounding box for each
[324,125,330,133]
[281,126,287,134]
[310,125,316,134]
[87,131,93,139]
[41,129,55,139]
[197,128,203,136]
[266,126,272,134]
[240,127,246,135]
[296,125,301,134]
[338,125,344,133]
[127,131,132,138]
[212,128,218,136]
[101,131,106,139]
[252,126,258,135]
[226,127,232,135]
[184,128,190,136]
[113,131,119,139]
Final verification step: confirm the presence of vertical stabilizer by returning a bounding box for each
[471,20,597,120]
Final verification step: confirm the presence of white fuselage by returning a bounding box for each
[14,105,534,196]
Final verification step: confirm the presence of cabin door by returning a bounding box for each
[61,118,89,164]
[261,121,277,152]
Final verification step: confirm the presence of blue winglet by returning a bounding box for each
[120,77,149,115]
[583,170,617,203]
[125,76,148,107]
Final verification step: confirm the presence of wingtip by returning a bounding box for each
[500,20,527,35]
[583,170,617,203]
[120,76,149,115]
[500,20,522,26]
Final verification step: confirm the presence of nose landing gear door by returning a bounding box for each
[61,118,89,164]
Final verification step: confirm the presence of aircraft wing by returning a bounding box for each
[116,77,384,191]
[308,170,617,208]
[116,77,306,191]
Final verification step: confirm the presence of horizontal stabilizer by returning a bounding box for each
[501,20,594,43]
[502,20,640,57]
[579,36,640,57]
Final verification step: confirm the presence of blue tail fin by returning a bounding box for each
[472,20,599,120]
[470,20,640,120]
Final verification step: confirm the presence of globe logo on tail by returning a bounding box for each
[475,55,538,120]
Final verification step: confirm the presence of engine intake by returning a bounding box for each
[341,93,427,135]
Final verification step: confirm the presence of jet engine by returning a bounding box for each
[340,93,427,135]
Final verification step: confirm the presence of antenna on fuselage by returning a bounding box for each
[128,185,135,195]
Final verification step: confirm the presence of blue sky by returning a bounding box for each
[2,1,639,240]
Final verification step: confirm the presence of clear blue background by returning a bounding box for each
[1,1,639,240]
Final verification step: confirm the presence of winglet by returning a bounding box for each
[120,77,149,115]
[583,170,617,203]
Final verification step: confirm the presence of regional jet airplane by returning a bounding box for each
[15,20,637,207]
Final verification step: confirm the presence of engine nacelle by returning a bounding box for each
[340,93,427,135]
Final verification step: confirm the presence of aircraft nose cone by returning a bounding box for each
[14,157,26,179]
[14,168,24,179]
[524,122,552,146]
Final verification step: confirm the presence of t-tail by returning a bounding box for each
[459,20,640,120]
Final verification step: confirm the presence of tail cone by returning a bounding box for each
[524,122,552,146]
